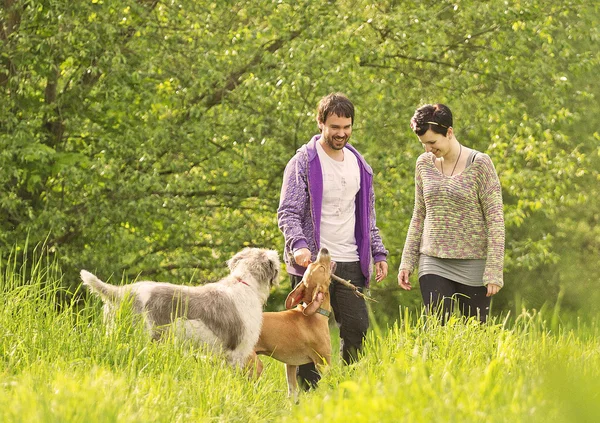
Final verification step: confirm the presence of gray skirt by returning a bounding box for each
[418,254,486,287]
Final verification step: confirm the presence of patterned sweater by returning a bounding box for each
[400,152,505,287]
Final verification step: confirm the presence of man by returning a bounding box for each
[277,92,388,389]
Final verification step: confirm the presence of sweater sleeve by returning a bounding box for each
[399,157,426,274]
[477,155,505,287]
[369,178,388,263]
[277,152,310,253]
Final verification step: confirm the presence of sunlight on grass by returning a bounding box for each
[1,247,599,422]
[285,309,600,423]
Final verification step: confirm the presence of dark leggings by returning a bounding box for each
[291,261,368,390]
[419,273,490,323]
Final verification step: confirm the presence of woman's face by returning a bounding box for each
[417,129,452,157]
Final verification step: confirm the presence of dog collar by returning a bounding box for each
[316,307,331,318]
[236,278,250,287]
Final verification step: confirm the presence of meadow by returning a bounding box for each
[2,2,598,421]
[1,254,599,423]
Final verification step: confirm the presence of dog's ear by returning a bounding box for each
[303,291,324,315]
[285,282,306,309]
[227,248,248,271]
[266,249,280,264]
[266,250,280,288]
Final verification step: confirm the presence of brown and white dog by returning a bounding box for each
[249,248,333,400]
[81,247,280,368]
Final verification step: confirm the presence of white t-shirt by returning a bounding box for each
[316,142,360,262]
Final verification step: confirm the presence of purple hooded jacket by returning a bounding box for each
[277,135,388,287]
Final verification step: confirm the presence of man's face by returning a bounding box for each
[319,113,352,151]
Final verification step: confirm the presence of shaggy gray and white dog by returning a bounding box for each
[81,248,280,368]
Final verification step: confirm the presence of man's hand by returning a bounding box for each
[293,248,312,267]
[375,261,388,282]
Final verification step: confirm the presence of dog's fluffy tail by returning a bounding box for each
[80,270,121,301]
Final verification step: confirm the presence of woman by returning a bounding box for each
[398,104,505,323]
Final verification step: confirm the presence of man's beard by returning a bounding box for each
[324,134,349,150]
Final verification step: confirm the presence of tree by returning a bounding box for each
[1,0,598,316]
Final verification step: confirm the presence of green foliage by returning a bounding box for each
[1,0,598,315]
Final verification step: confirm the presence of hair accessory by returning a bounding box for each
[425,121,448,129]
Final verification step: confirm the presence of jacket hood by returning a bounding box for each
[301,134,373,175]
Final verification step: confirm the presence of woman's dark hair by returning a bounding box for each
[317,92,355,125]
[410,103,453,136]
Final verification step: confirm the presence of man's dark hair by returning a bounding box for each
[410,104,453,136]
[316,92,355,125]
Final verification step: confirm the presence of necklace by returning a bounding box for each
[441,144,462,176]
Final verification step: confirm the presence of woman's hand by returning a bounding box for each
[398,269,412,290]
[486,283,501,297]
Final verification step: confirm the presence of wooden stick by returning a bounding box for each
[331,274,377,303]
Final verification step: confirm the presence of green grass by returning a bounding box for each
[1,253,599,422]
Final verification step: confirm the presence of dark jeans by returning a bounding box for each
[291,261,368,390]
[419,273,491,323]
